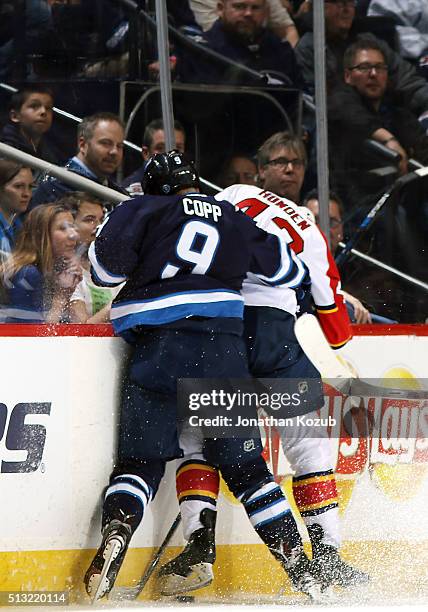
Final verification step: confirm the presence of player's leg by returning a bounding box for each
[84,455,165,601]
[158,326,244,596]
[204,437,326,601]
[272,327,369,588]
[245,307,368,588]
[159,423,220,595]
[284,422,369,588]
[160,440,325,600]
[159,330,252,597]
[85,332,183,600]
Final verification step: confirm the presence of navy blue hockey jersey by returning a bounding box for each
[89,193,307,336]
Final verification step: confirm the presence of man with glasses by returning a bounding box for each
[328,37,428,211]
[257,132,307,203]
[177,0,304,87]
[295,0,428,121]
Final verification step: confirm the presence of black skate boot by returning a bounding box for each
[271,543,332,603]
[308,523,369,589]
[84,520,132,602]
[158,509,216,596]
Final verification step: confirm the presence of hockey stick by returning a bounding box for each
[350,377,428,400]
[335,171,418,268]
[294,314,428,399]
[294,314,355,386]
[111,512,181,601]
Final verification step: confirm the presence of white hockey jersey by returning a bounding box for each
[216,185,352,348]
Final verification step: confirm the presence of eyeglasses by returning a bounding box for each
[349,62,388,74]
[265,157,304,169]
[314,215,342,228]
[324,0,357,7]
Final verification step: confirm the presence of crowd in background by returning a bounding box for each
[0,0,427,324]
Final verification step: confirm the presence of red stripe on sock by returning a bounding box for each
[176,465,220,498]
[292,479,338,508]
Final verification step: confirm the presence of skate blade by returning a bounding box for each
[307,584,338,604]
[90,538,123,603]
[109,586,141,601]
[159,562,214,596]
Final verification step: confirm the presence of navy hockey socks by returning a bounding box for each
[103,473,151,532]
[239,481,302,552]
[220,456,302,553]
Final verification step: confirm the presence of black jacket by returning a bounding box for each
[30,156,127,210]
[177,19,304,88]
[0,122,60,165]
[296,30,428,115]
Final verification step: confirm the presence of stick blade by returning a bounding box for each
[294,314,355,381]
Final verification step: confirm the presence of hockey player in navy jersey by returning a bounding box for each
[84,151,327,602]
[159,183,369,596]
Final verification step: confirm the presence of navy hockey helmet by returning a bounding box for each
[142,150,200,195]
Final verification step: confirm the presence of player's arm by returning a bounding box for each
[238,212,308,289]
[299,225,352,348]
[89,197,147,287]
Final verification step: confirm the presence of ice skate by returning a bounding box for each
[84,520,132,602]
[308,524,369,589]
[280,547,333,603]
[158,509,216,596]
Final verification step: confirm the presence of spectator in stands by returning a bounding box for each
[122,119,186,196]
[0,85,59,172]
[368,1,428,63]
[257,131,307,202]
[295,0,428,121]
[0,161,33,265]
[0,203,81,323]
[177,0,304,86]
[303,189,373,323]
[61,192,120,323]
[216,154,258,187]
[304,189,343,252]
[189,0,300,46]
[30,112,126,209]
[328,37,428,209]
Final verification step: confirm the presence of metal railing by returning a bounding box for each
[0,142,126,205]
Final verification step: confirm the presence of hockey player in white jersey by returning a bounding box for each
[159,181,368,596]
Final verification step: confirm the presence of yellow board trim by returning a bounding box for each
[0,541,427,602]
